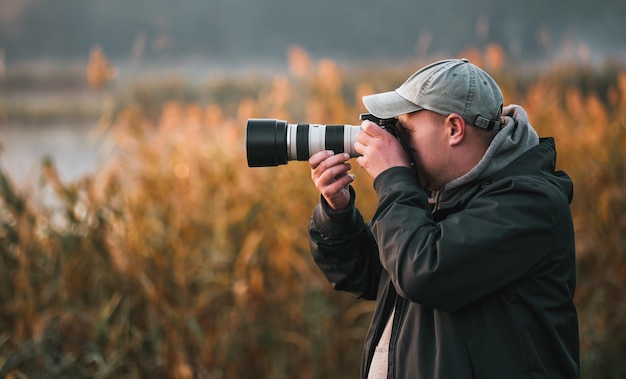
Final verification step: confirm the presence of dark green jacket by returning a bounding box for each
[309,138,580,378]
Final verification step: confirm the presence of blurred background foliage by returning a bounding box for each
[0,35,625,379]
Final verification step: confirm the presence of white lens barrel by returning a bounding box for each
[308,124,327,158]
[286,123,361,160]
[344,125,361,157]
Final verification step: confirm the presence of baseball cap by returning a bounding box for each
[362,58,504,130]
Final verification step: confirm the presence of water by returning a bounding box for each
[0,122,107,187]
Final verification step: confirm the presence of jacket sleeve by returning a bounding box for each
[309,186,382,300]
[371,166,562,312]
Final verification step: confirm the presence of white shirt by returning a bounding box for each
[367,309,395,379]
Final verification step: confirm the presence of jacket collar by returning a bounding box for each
[431,138,561,214]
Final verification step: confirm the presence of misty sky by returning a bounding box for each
[1,0,625,65]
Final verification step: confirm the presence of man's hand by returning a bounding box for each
[309,151,354,211]
[355,120,411,179]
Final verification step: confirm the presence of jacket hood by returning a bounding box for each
[444,104,539,191]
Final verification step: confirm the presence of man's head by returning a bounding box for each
[362,59,504,190]
[362,58,504,130]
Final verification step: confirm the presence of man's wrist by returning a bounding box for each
[313,186,362,237]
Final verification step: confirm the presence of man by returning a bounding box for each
[308,59,580,378]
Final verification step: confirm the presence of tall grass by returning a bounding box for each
[1,47,625,378]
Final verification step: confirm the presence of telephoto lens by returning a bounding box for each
[246,119,361,167]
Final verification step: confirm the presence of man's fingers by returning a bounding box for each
[356,121,386,152]
[309,150,335,169]
[309,151,354,211]
[311,152,350,175]
[360,120,385,136]
[309,151,350,168]
[317,163,351,183]
[320,172,354,195]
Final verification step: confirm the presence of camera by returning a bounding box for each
[246,113,398,167]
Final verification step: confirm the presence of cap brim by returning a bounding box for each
[362,90,422,119]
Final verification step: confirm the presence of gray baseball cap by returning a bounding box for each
[362,58,504,130]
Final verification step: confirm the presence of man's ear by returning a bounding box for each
[447,113,466,146]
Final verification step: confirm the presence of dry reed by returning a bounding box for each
[1,46,625,378]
